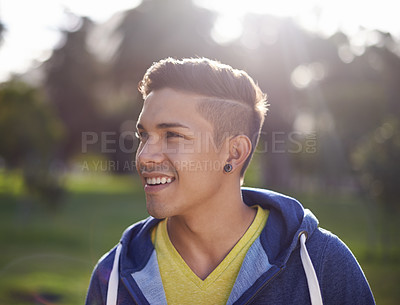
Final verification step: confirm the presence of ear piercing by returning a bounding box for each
[223,163,233,173]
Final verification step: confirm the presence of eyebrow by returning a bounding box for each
[136,122,190,130]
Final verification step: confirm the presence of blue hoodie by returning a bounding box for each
[86,188,375,305]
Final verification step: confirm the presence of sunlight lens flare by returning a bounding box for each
[211,15,243,45]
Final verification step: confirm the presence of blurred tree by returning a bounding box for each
[0,80,64,208]
[111,0,216,89]
[256,27,400,194]
[232,15,331,190]
[352,116,400,257]
[44,15,102,161]
[0,20,4,46]
[282,29,400,254]
[319,30,400,183]
[352,117,400,207]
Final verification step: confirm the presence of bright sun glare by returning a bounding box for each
[195,0,400,45]
[0,0,399,81]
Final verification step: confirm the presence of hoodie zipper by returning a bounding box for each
[121,277,140,305]
[242,267,284,305]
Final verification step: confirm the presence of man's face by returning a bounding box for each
[135,88,229,219]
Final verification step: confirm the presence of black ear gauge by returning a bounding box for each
[223,163,233,173]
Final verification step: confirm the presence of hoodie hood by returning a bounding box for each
[242,187,319,266]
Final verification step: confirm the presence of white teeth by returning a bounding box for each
[146,177,173,185]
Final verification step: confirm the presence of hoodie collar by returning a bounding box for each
[242,187,319,267]
[118,187,319,272]
[119,217,160,272]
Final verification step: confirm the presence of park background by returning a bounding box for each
[1,0,399,304]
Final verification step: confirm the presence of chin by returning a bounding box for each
[147,210,166,220]
[146,201,170,219]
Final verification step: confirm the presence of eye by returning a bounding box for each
[135,131,148,141]
[166,131,183,138]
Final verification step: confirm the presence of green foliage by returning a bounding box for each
[0,80,62,167]
[351,116,400,257]
[352,116,400,210]
[0,80,65,207]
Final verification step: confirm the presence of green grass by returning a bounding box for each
[0,173,399,304]
[0,173,148,305]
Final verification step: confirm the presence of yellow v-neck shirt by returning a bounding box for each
[152,206,268,305]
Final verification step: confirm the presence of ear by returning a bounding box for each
[226,135,252,173]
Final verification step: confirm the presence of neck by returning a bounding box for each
[167,184,256,279]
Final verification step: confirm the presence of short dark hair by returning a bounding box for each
[138,57,268,177]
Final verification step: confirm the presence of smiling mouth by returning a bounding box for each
[146,177,175,185]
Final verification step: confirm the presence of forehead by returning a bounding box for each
[137,88,212,129]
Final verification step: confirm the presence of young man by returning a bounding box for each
[86,58,375,305]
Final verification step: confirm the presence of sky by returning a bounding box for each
[0,0,399,82]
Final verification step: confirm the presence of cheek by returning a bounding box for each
[167,137,226,174]
[135,145,143,170]
[171,151,225,177]
[165,139,196,155]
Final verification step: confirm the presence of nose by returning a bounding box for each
[136,134,165,167]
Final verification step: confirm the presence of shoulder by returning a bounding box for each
[85,245,118,305]
[308,228,375,304]
[307,227,365,277]
[93,245,118,279]
[86,217,159,304]
[309,228,361,271]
